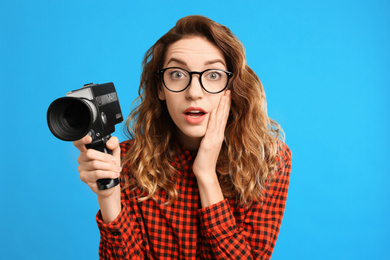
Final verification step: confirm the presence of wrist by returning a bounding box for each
[97,185,121,223]
[196,172,224,208]
[195,171,218,185]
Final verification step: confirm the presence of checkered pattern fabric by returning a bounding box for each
[96,140,292,259]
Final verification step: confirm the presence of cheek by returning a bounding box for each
[164,96,181,118]
[210,95,224,110]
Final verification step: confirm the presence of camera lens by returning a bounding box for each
[47,97,94,141]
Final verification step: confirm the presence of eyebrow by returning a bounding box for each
[166,58,187,66]
[166,57,226,67]
[205,59,226,67]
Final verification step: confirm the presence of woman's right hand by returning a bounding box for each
[73,135,122,223]
[73,135,122,197]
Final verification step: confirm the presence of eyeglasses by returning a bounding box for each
[157,67,233,94]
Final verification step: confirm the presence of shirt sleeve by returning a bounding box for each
[94,140,145,259]
[198,144,292,260]
[96,201,144,260]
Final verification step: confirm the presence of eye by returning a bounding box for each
[168,69,188,80]
[205,70,222,81]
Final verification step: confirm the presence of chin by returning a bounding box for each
[177,126,206,141]
[184,129,206,138]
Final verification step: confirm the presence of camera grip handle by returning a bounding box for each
[86,135,120,190]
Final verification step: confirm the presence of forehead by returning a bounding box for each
[164,37,225,67]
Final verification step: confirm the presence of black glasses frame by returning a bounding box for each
[157,67,233,94]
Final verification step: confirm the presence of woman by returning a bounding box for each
[74,15,291,259]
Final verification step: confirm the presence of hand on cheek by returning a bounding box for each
[193,90,231,179]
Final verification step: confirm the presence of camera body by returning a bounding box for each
[47,82,123,190]
[47,82,123,144]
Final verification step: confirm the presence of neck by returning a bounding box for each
[176,129,201,151]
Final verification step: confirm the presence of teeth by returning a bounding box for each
[186,111,204,114]
[185,110,205,117]
[185,110,202,113]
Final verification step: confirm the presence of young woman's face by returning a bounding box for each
[158,36,228,150]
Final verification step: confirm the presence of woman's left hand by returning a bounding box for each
[193,90,231,181]
[193,90,231,207]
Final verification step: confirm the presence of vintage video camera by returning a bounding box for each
[47,82,123,190]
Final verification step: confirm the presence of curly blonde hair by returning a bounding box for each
[122,15,285,205]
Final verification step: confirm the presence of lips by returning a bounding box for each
[184,107,207,124]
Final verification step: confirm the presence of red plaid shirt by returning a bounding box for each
[96,140,292,259]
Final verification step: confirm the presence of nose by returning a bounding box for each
[185,74,204,100]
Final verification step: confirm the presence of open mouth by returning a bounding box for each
[183,107,207,124]
[185,111,206,117]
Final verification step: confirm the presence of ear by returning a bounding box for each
[158,88,166,100]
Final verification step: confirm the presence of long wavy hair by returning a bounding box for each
[123,15,284,205]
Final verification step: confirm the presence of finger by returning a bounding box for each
[215,92,229,128]
[106,136,121,165]
[73,135,92,152]
[205,91,231,138]
[222,90,231,115]
[81,159,122,172]
[82,148,113,162]
[78,148,117,167]
[215,93,226,118]
[80,169,120,184]
[218,90,231,117]
[225,90,231,107]
[206,108,217,134]
[214,91,231,136]
[222,90,231,125]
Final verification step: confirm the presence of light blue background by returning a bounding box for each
[1,0,389,259]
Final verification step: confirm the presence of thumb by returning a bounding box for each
[106,136,121,163]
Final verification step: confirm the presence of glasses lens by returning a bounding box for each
[201,70,228,93]
[163,68,190,92]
